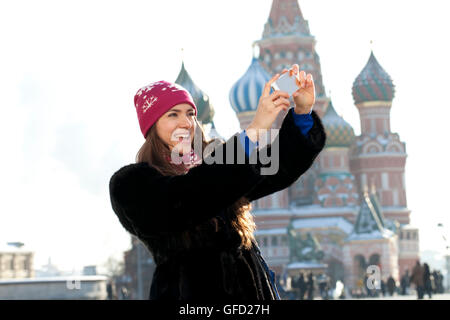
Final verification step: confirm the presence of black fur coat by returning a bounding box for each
[109,108,326,300]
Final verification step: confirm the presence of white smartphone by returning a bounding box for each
[271,72,298,96]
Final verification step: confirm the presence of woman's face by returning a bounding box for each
[155,103,196,155]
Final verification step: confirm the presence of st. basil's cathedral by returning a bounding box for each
[124,0,420,295]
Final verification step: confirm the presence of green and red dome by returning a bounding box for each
[322,100,355,148]
[352,51,395,104]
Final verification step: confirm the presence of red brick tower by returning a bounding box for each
[349,51,410,225]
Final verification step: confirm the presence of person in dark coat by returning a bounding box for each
[109,66,326,300]
[106,281,114,300]
[298,272,307,300]
[306,272,315,300]
[387,276,396,296]
[435,270,444,293]
[318,274,329,300]
[423,263,433,299]
[363,274,373,297]
[410,260,425,299]
[380,278,386,297]
[400,270,410,295]
[431,270,439,294]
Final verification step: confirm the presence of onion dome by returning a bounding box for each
[322,100,355,148]
[175,62,215,124]
[352,51,395,104]
[229,57,271,114]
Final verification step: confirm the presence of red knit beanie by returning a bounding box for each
[134,81,197,138]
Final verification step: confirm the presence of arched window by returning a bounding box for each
[272,236,278,246]
[369,254,381,267]
[369,146,378,153]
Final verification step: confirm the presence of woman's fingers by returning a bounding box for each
[269,90,290,101]
[299,70,306,88]
[263,73,281,97]
[274,97,290,108]
[306,73,314,85]
[289,64,299,77]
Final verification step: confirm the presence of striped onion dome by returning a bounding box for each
[352,51,395,104]
[322,100,355,148]
[175,62,215,124]
[229,57,271,114]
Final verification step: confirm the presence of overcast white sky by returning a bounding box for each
[1,0,449,273]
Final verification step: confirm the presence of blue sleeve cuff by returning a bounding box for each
[291,108,313,136]
[239,130,259,158]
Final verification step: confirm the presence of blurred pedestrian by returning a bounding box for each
[364,274,375,297]
[120,287,129,300]
[423,263,433,299]
[380,278,386,297]
[400,270,410,295]
[387,276,396,296]
[432,270,439,294]
[356,278,364,298]
[298,273,307,300]
[410,261,425,299]
[436,271,444,293]
[106,280,115,300]
[306,272,315,300]
[290,274,300,299]
[318,274,329,300]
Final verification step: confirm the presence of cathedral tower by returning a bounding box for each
[349,51,410,224]
[254,0,328,119]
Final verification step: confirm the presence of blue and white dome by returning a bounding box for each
[229,57,272,113]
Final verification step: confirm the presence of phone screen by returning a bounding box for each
[271,72,298,96]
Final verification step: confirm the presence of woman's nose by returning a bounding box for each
[179,115,193,128]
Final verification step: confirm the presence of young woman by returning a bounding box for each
[109,65,326,300]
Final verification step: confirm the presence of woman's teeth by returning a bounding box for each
[176,135,190,142]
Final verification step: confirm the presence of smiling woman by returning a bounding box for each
[109,74,326,300]
[155,104,196,157]
[134,85,210,176]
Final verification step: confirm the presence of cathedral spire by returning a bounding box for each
[369,185,385,228]
[262,0,311,38]
[175,61,215,124]
[352,191,386,237]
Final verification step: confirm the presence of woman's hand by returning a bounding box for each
[246,73,290,142]
[290,64,316,114]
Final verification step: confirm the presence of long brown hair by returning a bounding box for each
[136,117,256,250]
